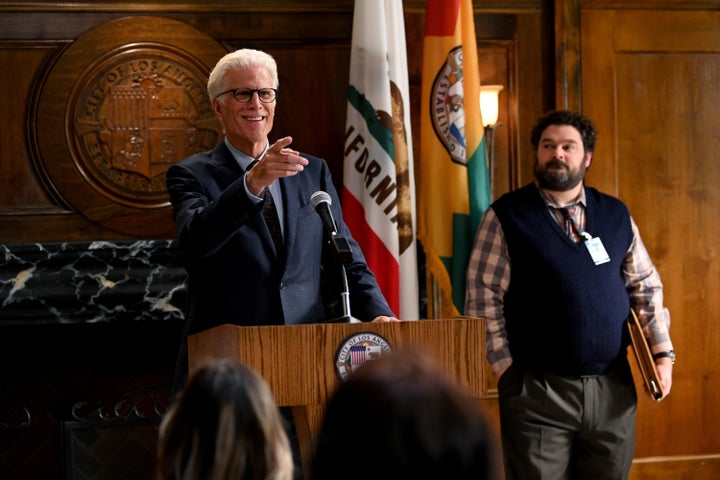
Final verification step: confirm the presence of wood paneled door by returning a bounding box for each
[581,7,720,463]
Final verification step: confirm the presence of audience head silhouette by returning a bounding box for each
[311,348,500,480]
[156,358,294,480]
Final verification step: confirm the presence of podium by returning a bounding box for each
[187,317,489,472]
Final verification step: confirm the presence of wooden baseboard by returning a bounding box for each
[629,454,720,480]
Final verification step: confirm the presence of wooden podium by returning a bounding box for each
[188,317,489,472]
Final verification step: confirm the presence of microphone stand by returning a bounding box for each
[326,233,360,324]
[332,264,356,323]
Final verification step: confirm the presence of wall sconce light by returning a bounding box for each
[480,85,503,127]
[479,85,503,196]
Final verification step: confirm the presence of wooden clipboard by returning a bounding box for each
[627,308,664,401]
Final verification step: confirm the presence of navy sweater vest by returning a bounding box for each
[492,184,633,376]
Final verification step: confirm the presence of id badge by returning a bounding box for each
[584,236,610,265]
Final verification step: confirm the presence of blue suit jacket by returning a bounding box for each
[166,141,394,336]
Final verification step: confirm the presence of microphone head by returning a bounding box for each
[310,191,332,210]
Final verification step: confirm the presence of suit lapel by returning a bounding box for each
[210,142,245,179]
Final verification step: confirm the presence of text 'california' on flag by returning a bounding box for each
[343,0,419,320]
[418,0,492,317]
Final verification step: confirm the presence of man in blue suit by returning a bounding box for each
[166,49,398,391]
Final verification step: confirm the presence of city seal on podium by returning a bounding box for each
[334,332,392,381]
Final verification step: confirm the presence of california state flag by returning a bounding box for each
[417,0,492,317]
[343,0,419,320]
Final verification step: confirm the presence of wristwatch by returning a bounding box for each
[652,350,675,365]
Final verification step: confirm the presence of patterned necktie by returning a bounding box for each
[559,205,581,241]
[246,159,283,255]
[262,187,284,255]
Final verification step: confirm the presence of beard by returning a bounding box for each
[534,158,587,191]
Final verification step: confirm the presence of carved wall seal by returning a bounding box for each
[31,16,227,236]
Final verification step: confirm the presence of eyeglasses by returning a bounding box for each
[216,88,278,104]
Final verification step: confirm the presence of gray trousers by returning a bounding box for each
[498,364,637,480]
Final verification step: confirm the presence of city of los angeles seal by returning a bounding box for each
[31,16,227,236]
[334,332,392,381]
[69,47,220,208]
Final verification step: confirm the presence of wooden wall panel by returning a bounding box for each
[581,8,720,460]
[0,47,60,211]
[0,3,539,245]
[2,0,718,476]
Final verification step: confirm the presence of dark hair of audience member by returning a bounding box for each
[311,348,500,480]
[156,358,294,480]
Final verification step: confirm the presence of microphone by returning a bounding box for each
[310,191,358,324]
[310,191,338,236]
[310,191,353,264]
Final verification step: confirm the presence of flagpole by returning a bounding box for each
[485,125,496,198]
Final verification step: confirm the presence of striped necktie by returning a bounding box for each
[559,205,581,242]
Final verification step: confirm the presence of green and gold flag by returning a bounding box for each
[418,0,492,317]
